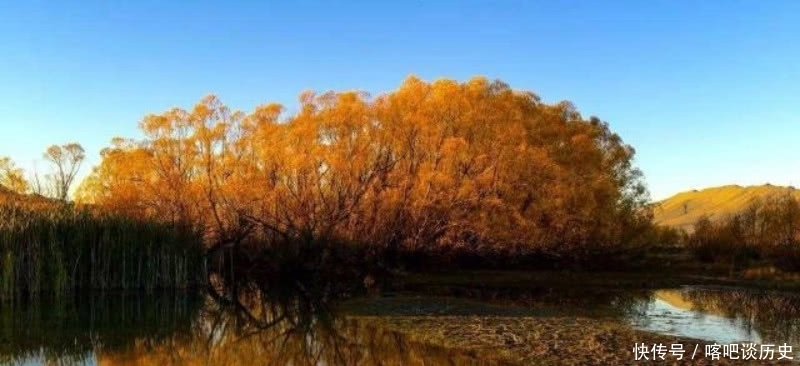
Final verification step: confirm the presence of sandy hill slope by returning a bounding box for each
[653,184,800,230]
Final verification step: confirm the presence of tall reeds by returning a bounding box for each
[0,201,204,302]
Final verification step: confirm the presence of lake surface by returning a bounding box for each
[629,286,800,349]
[2,282,799,365]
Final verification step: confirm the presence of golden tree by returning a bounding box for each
[0,156,29,194]
[79,76,650,259]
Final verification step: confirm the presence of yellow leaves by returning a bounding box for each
[82,76,647,253]
[439,137,468,158]
[248,104,283,128]
[192,94,223,120]
[0,157,28,194]
[140,114,172,139]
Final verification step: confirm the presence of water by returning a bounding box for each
[628,286,800,348]
[631,291,764,344]
[395,282,800,349]
[0,286,498,366]
[1,282,799,365]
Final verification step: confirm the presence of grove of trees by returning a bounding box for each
[688,194,800,271]
[72,76,651,266]
[1,142,86,201]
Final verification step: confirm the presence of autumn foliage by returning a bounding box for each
[688,194,800,271]
[77,76,650,266]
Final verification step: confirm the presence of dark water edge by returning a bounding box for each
[0,288,512,366]
[0,290,201,365]
[2,275,800,366]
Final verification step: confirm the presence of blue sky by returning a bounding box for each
[1,0,798,200]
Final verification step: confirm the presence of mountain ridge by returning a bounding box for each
[653,184,800,229]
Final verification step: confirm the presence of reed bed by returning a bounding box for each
[0,201,204,302]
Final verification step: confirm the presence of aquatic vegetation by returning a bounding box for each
[0,201,204,302]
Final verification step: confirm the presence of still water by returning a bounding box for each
[2,282,799,365]
[630,286,800,348]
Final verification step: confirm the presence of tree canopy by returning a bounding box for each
[0,157,28,194]
[76,76,650,257]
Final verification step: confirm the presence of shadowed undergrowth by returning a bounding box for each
[0,201,205,303]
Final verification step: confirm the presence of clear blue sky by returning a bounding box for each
[1,0,798,200]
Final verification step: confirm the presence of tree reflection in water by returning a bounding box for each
[7,275,797,365]
[0,290,200,365]
[677,287,800,347]
[0,275,505,366]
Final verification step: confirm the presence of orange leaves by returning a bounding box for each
[81,77,648,254]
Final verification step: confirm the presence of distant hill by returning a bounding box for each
[653,184,800,230]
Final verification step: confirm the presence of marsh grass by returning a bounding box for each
[0,201,204,302]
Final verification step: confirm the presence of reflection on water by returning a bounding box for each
[399,282,800,349]
[0,291,200,366]
[1,278,502,366]
[629,287,800,348]
[630,292,764,345]
[2,279,800,366]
